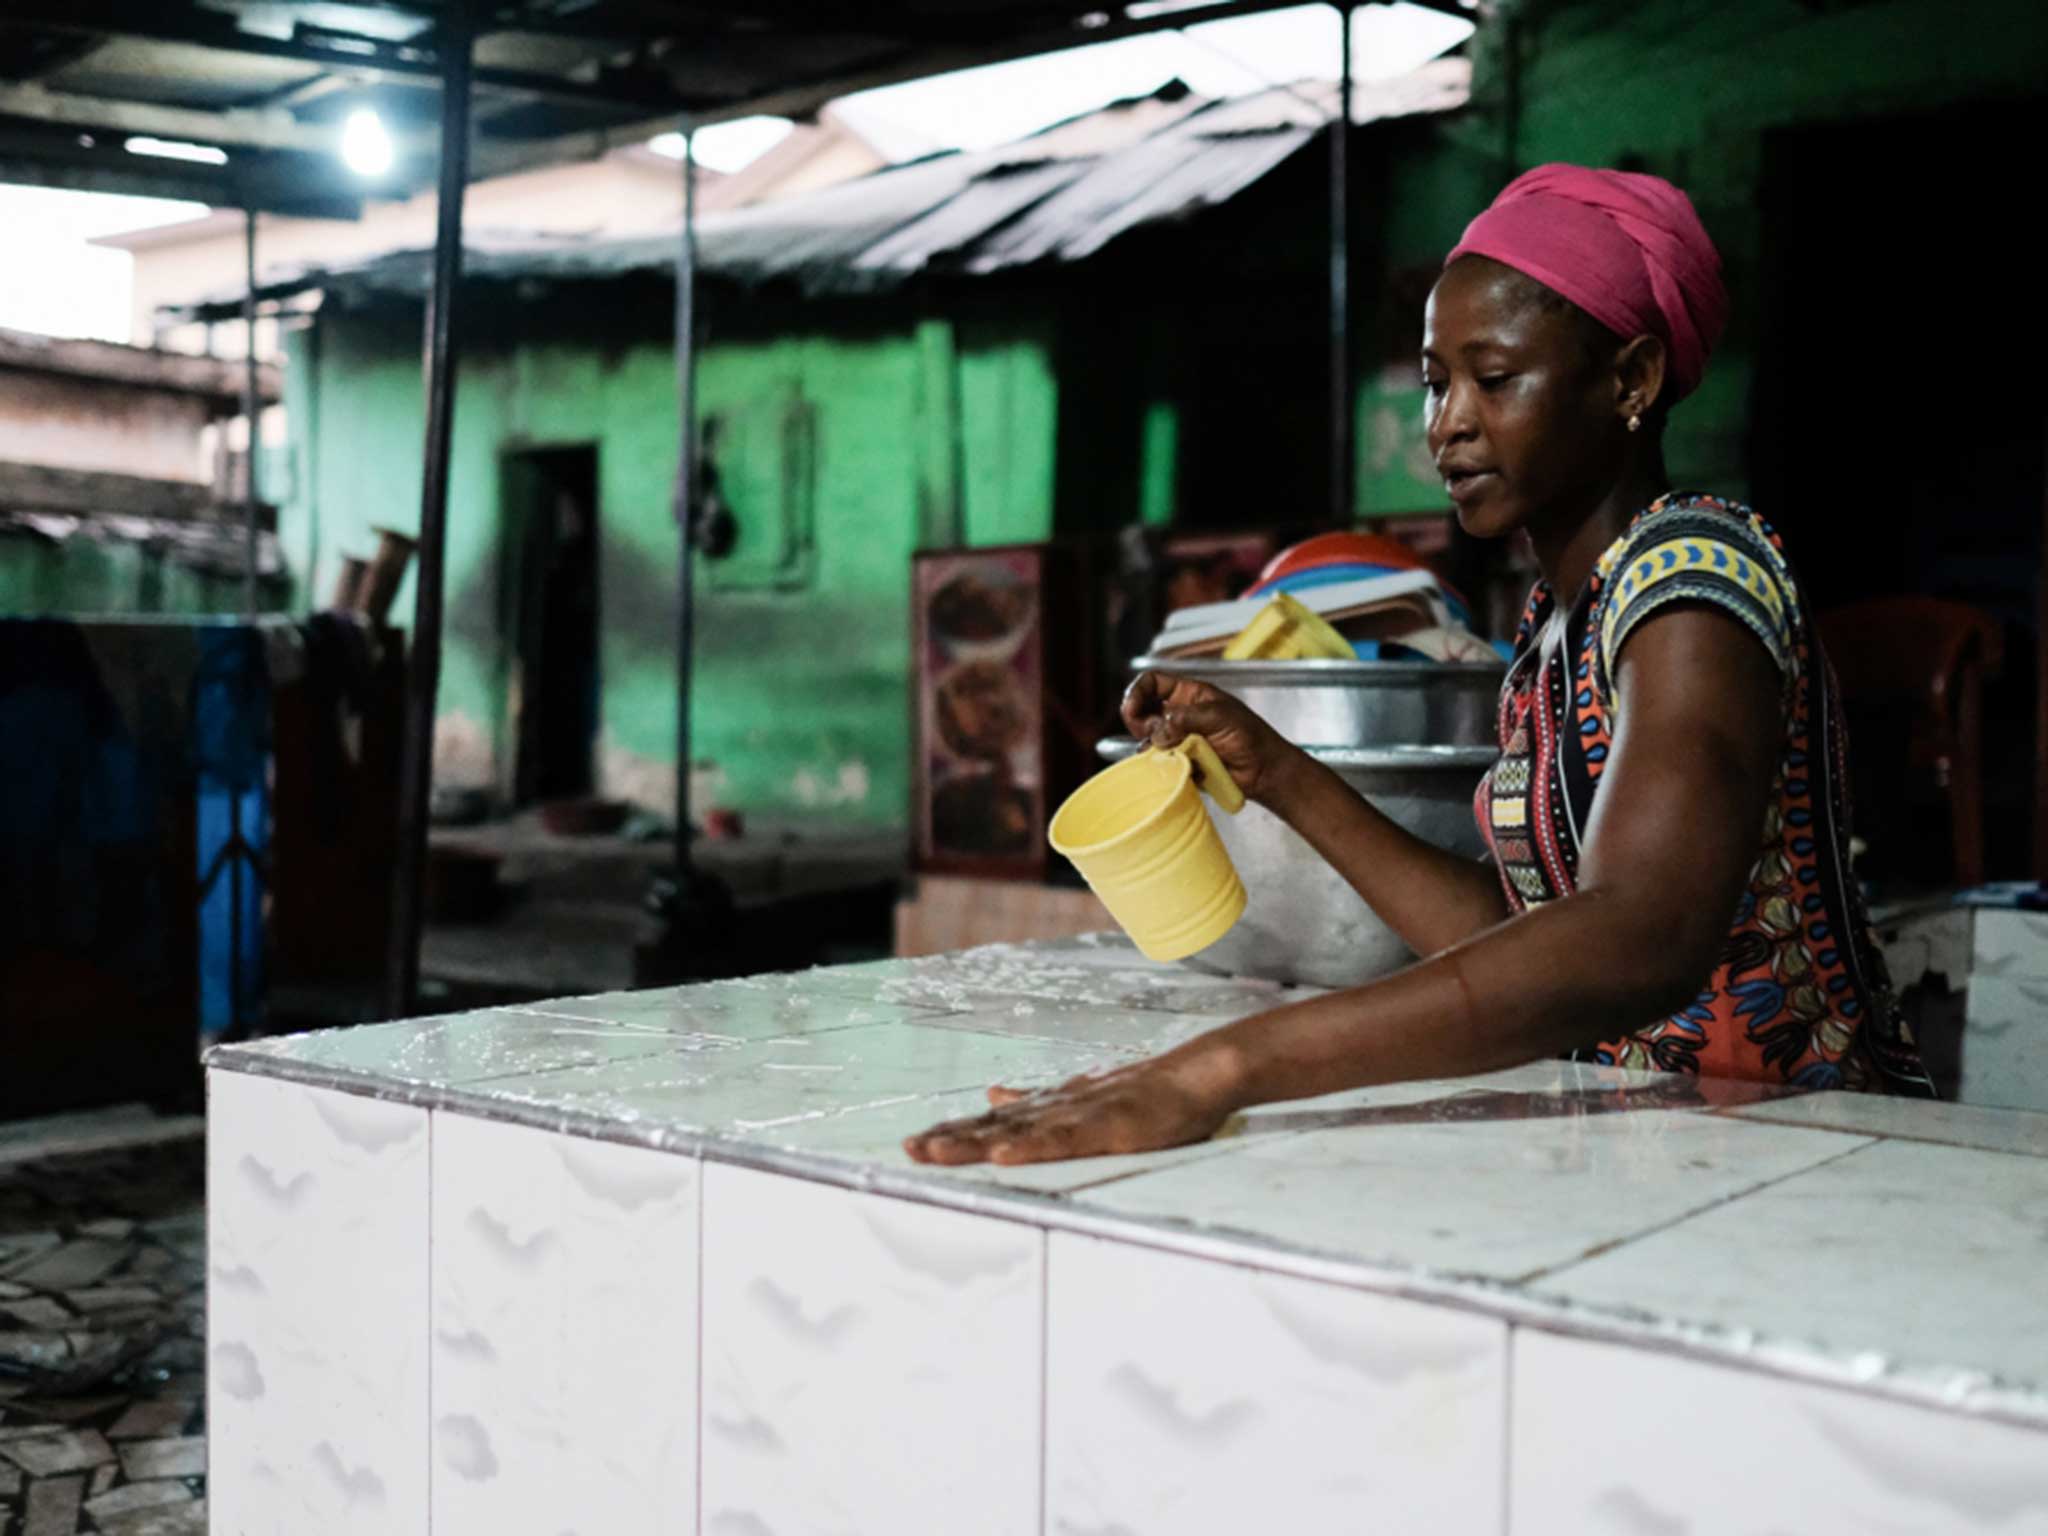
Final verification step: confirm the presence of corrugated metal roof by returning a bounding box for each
[697,153,992,287]
[962,121,1312,271]
[168,58,1470,316]
[854,160,1088,276]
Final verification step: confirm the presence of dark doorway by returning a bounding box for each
[503,446,600,806]
[1752,99,2047,881]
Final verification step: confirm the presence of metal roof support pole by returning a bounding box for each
[641,119,731,986]
[1329,0,1355,528]
[2037,411,2048,882]
[242,205,260,616]
[232,206,260,1040]
[673,121,699,885]
[383,3,474,1020]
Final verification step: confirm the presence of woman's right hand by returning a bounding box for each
[1121,670,1305,808]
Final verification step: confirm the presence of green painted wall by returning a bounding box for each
[958,323,1060,548]
[1357,0,2048,515]
[1137,401,1179,529]
[282,290,1061,829]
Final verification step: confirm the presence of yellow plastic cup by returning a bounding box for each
[1221,591,1356,661]
[1048,734,1247,962]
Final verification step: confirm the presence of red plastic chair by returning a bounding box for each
[1818,597,2004,889]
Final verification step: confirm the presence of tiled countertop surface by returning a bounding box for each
[207,935,2048,1431]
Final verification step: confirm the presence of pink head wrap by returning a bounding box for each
[1444,164,1728,402]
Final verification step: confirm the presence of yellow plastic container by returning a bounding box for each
[1048,735,1247,962]
[1222,591,1356,661]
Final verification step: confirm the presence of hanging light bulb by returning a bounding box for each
[341,108,394,178]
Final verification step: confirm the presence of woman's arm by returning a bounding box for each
[905,605,1783,1165]
[1125,671,1511,957]
[1262,747,1512,959]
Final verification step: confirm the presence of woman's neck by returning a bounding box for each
[1532,450,1671,605]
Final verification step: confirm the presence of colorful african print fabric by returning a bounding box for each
[1472,493,1933,1093]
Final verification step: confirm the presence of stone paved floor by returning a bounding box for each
[0,1132,206,1535]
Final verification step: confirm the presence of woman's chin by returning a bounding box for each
[1453,499,1518,540]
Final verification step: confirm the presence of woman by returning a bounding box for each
[905,164,1931,1169]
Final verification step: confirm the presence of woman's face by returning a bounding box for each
[1422,256,1620,540]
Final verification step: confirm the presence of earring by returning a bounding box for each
[1627,412,1642,433]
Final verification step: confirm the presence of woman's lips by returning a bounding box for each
[1444,469,1496,505]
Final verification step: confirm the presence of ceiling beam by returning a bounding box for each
[0,27,100,83]
[0,0,689,115]
[1378,0,1482,22]
[0,123,364,217]
[0,79,425,156]
[0,0,1482,193]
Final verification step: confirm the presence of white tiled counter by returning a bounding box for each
[204,938,2048,1535]
[1875,898,2048,1112]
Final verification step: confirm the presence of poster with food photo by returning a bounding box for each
[913,547,1049,876]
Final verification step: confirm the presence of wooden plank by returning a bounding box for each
[0,460,275,530]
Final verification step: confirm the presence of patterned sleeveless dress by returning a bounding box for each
[1472,493,1932,1093]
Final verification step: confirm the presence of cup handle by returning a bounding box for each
[1171,734,1245,815]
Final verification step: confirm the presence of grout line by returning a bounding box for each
[202,1073,215,1508]
[696,1152,707,1536]
[1038,1228,1051,1536]
[1715,1104,2048,1161]
[1499,1326,1515,1536]
[426,1106,435,1534]
[1512,1135,1883,1287]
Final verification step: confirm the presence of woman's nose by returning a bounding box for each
[1426,380,1476,453]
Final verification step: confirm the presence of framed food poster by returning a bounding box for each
[912,543,1090,879]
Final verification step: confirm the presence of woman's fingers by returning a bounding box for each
[1123,670,1209,746]
[903,1094,1049,1162]
[1120,670,1170,742]
[904,1089,1078,1165]
[902,1112,1002,1164]
[986,1099,1175,1164]
[988,1113,1091,1165]
[903,1046,1240,1167]
[906,1076,1205,1167]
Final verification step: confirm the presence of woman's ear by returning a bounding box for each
[1615,334,1669,422]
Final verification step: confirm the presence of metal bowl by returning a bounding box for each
[1129,656,1503,749]
[1094,738,1497,989]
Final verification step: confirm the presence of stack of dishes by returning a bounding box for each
[1244,531,1480,632]
[1099,532,1506,988]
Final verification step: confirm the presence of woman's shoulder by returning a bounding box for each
[1597,492,1791,578]
[1592,491,1803,686]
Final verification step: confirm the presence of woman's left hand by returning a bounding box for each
[902,1053,1240,1166]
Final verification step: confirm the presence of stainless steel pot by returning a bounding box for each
[1094,738,1498,989]
[1129,657,1503,749]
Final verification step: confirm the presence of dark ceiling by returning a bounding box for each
[0,0,1479,217]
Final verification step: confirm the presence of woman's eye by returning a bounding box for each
[1422,376,1446,395]
[1479,373,1514,390]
